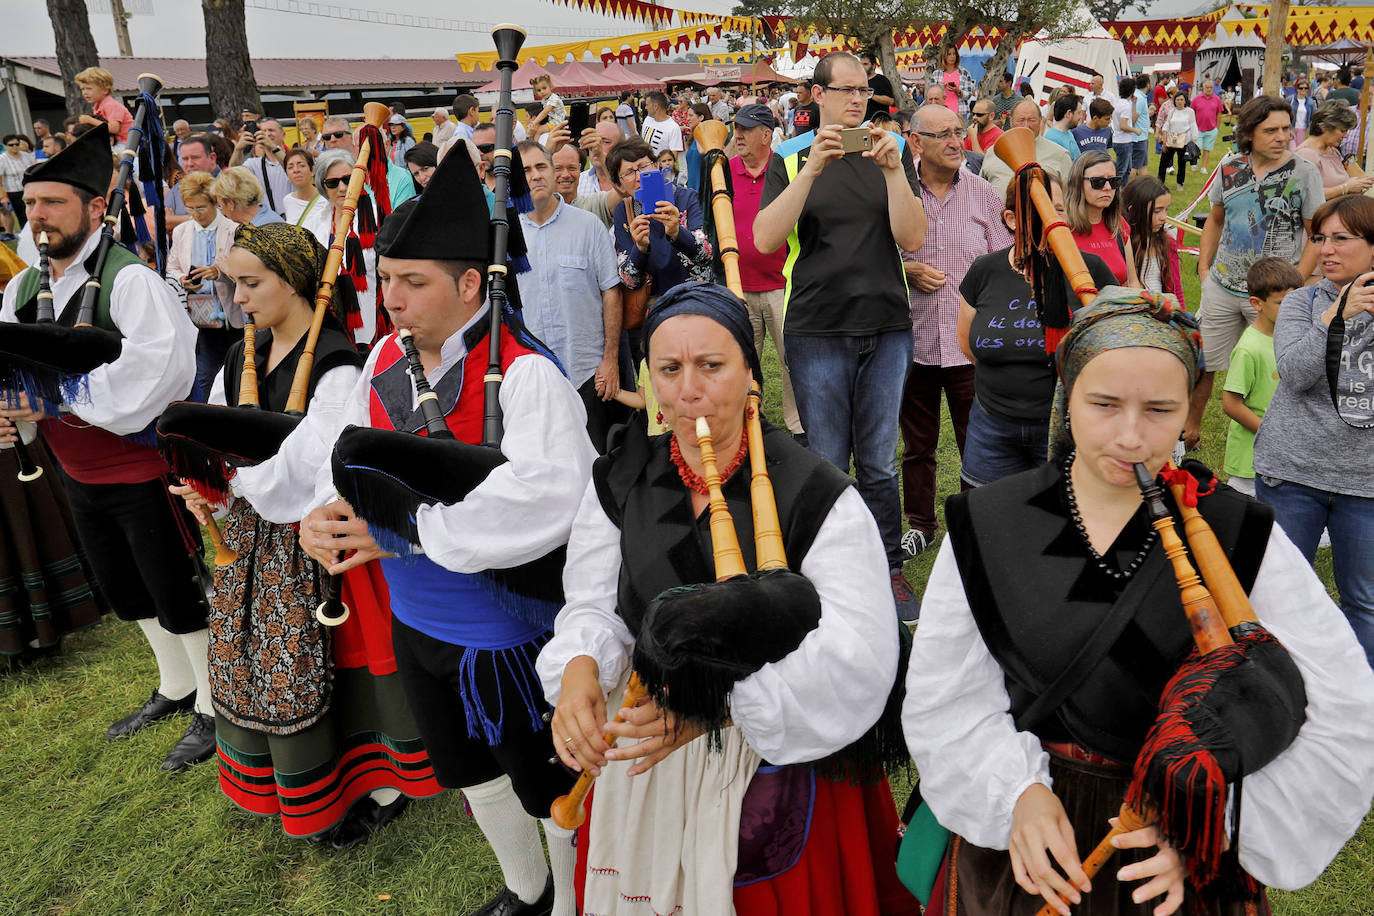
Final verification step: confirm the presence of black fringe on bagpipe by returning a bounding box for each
[0,324,124,410]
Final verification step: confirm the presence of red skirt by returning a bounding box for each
[332,559,397,673]
[574,775,921,916]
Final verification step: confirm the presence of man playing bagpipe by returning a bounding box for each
[0,124,217,771]
[300,139,594,916]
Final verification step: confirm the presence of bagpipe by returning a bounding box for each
[0,74,162,410]
[328,25,566,616]
[993,129,1307,911]
[548,134,907,830]
[5,232,54,484]
[549,404,783,830]
[156,103,391,618]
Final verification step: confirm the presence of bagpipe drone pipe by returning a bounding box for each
[992,129,1309,910]
[0,74,164,410]
[329,24,567,620]
[155,104,388,586]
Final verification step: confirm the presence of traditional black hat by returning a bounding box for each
[374,140,530,273]
[24,123,113,197]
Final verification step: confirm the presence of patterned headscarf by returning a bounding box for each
[231,222,359,333]
[1048,285,1203,461]
[232,222,324,303]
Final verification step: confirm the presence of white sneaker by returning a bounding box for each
[1167,167,1174,174]
[901,528,937,559]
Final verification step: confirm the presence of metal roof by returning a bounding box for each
[5,56,486,92]
[6,55,713,102]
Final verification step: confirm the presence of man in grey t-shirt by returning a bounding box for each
[1194,96,1324,448]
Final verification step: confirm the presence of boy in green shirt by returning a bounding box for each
[1223,258,1303,494]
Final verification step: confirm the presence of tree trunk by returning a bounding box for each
[977,26,1033,99]
[876,32,914,110]
[202,0,260,121]
[46,0,100,118]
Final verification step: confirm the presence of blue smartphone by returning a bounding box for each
[636,167,669,211]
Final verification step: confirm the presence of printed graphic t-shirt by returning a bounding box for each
[1208,153,1325,295]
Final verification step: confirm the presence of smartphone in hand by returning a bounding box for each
[636,167,669,211]
[839,127,872,154]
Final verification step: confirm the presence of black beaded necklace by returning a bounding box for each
[1062,450,1158,581]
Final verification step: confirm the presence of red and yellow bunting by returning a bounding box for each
[455,21,725,71]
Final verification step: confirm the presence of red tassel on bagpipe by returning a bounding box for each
[1124,644,1235,889]
[356,127,392,217]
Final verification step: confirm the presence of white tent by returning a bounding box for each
[1013,22,1131,104]
[1194,28,1266,90]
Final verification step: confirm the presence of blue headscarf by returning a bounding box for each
[642,283,763,387]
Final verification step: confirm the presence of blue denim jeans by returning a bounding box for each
[1256,475,1374,669]
[1112,142,1134,182]
[960,399,1050,487]
[786,329,912,569]
[193,327,237,404]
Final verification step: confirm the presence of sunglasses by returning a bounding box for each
[322,175,349,189]
[1085,175,1122,190]
[476,143,496,154]
[322,130,350,141]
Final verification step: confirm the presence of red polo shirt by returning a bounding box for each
[728,153,787,292]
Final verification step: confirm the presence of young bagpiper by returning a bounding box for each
[302,142,595,914]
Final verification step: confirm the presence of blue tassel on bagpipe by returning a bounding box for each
[135,90,170,276]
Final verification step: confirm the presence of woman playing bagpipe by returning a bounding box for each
[536,282,920,916]
[163,222,443,847]
[902,290,1374,913]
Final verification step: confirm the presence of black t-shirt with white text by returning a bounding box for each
[761,130,920,337]
[958,247,1117,422]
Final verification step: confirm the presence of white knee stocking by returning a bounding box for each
[135,618,195,701]
[463,775,550,904]
[176,629,213,716]
[540,818,578,916]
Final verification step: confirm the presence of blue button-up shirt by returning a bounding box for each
[518,197,620,387]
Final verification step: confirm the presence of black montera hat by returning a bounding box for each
[24,123,113,197]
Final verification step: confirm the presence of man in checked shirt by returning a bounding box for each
[898,104,1012,563]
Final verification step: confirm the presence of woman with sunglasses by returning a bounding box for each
[1065,150,1140,287]
[1291,79,1316,148]
[299,148,383,344]
[1254,195,1374,669]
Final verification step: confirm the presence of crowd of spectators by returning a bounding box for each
[5,53,1371,658]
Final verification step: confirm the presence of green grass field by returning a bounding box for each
[2,136,1371,915]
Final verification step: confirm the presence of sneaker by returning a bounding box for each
[891,569,920,624]
[900,528,936,559]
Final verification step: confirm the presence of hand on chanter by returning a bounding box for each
[1111,817,1187,915]
[1010,783,1092,916]
[168,481,214,526]
[299,498,394,574]
[552,655,611,775]
[604,695,705,777]
[0,391,45,425]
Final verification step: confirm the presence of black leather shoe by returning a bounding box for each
[330,794,412,851]
[469,874,554,916]
[106,689,195,740]
[161,712,217,771]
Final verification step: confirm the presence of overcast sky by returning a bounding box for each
[5,0,1206,60]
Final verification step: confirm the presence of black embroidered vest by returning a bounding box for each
[593,420,853,635]
[945,461,1273,764]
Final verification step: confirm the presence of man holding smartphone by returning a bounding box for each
[754,51,926,621]
[228,112,291,217]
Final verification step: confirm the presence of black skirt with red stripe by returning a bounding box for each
[208,501,442,837]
